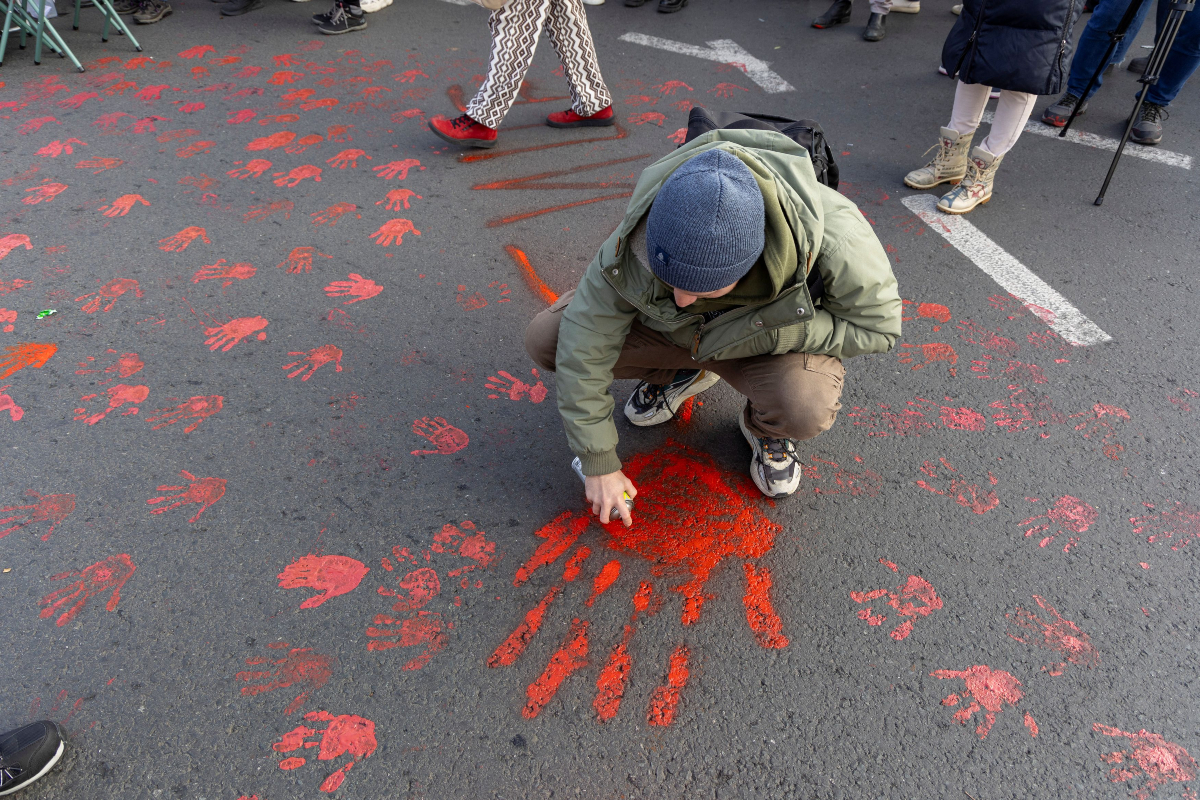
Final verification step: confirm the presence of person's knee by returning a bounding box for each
[777,397,840,441]
[523,310,560,372]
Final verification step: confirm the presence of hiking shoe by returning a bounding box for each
[937,145,1003,214]
[1128,55,1149,73]
[891,0,919,12]
[738,406,802,498]
[863,11,886,40]
[1041,93,1088,127]
[111,0,137,14]
[812,0,851,27]
[1131,101,1167,145]
[428,113,498,148]
[546,105,614,128]
[624,369,720,427]
[133,0,170,23]
[317,2,366,32]
[0,721,65,797]
[904,126,973,189]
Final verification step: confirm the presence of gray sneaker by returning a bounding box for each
[1041,93,1088,127]
[623,369,720,427]
[738,405,802,498]
[1131,101,1167,145]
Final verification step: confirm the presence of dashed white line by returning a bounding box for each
[900,194,1113,347]
[983,110,1192,170]
[617,33,795,94]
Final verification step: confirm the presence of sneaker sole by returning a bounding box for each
[1130,132,1162,145]
[624,370,721,427]
[0,737,65,798]
[428,120,497,149]
[546,117,616,129]
[737,410,798,498]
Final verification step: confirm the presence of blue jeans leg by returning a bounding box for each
[1144,0,1200,105]
[1066,0,1156,99]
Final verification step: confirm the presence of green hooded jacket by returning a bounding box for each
[556,129,902,476]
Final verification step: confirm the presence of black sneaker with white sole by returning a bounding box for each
[623,369,720,427]
[0,721,65,797]
[738,406,802,498]
[317,2,366,33]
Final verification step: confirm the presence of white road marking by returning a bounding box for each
[983,110,1192,170]
[900,194,1113,347]
[617,33,795,94]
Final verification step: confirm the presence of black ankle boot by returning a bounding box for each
[812,0,851,27]
[863,11,887,40]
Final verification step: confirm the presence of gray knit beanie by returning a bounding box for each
[645,149,765,293]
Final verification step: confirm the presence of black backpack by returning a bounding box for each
[682,108,840,191]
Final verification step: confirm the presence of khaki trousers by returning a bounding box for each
[524,290,846,442]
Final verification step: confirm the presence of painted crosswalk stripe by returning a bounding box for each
[617,33,795,94]
[900,194,1112,346]
[983,111,1192,170]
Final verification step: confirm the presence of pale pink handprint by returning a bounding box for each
[158,226,211,252]
[0,309,14,332]
[284,134,325,155]
[283,345,343,381]
[915,458,1000,514]
[368,219,419,246]
[76,350,144,382]
[0,491,75,541]
[278,554,369,609]
[326,149,369,169]
[146,395,224,433]
[628,112,666,126]
[18,117,60,135]
[237,643,336,715]
[0,234,33,261]
[36,138,87,158]
[410,416,468,455]
[324,273,382,305]
[273,710,377,793]
[1020,495,1098,551]
[76,278,144,314]
[376,189,421,211]
[850,562,943,641]
[1093,724,1197,800]
[1007,595,1099,675]
[365,611,448,670]
[0,385,23,421]
[486,369,548,403]
[191,259,256,288]
[310,202,357,227]
[278,246,331,274]
[273,165,323,188]
[146,469,226,522]
[227,159,272,179]
[23,181,68,205]
[931,664,1035,740]
[372,159,424,180]
[39,554,136,627]
[204,316,268,352]
[98,194,150,218]
[0,280,33,296]
[73,383,150,425]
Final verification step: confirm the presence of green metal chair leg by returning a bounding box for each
[37,12,82,69]
[33,2,44,63]
[0,1,14,67]
[93,0,140,49]
[73,0,80,29]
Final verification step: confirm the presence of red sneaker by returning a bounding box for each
[428,114,498,149]
[546,105,615,129]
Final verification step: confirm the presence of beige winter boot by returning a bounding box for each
[903,127,974,190]
[936,146,1003,215]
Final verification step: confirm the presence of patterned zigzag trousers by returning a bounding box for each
[466,0,613,130]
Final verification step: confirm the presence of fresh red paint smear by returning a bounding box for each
[743,564,789,648]
[278,554,369,608]
[504,245,558,305]
[931,665,1030,740]
[513,511,589,586]
[238,644,335,715]
[647,646,690,727]
[488,585,562,668]
[1024,712,1039,738]
[593,625,634,722]
[1094,723,1196,800]
[1007,595,1099,675]
[523,618,589,719]
[586,560,621,607]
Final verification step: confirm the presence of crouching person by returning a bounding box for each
[524,131,901,523]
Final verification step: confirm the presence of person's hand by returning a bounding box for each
[584,470,637,527]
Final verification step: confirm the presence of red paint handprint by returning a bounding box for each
[146,394,224,433]
[158,226,211,252]
[278,246,330,274]
[75,350,144,382]
[486,369,548,403]
[378,567,440,612]
[23,181,68,205]
[285,134,325,155]
[898,342,957,375]
[192,259,256,288]
[0,234,32,262]
[146,469,226,522]
[0,385,23,421]
[0,279,34,298]
[667,127,687,144]
[628,112,666,126]
[931,665,1034,740]
[0,342,58,380]
[246,131,296,151]
[410,416,468,455]
[283,345,343,381]
[915,458,1000,514]
[310,202,357,227]
[394,69,427,82]
[376,189,421,211]
[18,116,60,135]
[237,642,336,715]
[1020,495,1097,551]
[654,80,693,95]
[324,273,382,305]
[76,157,125,175]
[243,200,293,223]
[227,159,272,179]
[203,317,268,352]
[0,309,14,333]
[39,554,136,627]
[368,218,419,247]
[278,554,369,608]
[1093,724,1197,800]
[36,138,87,158]
[1007,595,1099,675]
[365,611,449,669]
[178,45,215,59]
[958,318,1020,356]
[326,149,369,169]
[98,194,150,218]
[272,165,322,187]
[272,710,376,793]
[709,82,748,98]
[1071,403,1131,460]
[371,159,424,180]
[1132,501,1200,550]
[850,560,943,641]
[76,278,144,314]
[73,383,149,425]
[0,491,75,541]
[901,299,952,331]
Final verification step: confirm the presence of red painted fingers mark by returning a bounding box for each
[594,625,635,722]
[243,200,294,223]
[379,567,440,612]
[278,554,369,609]
[0,386,23,422]
[238,643,335,715]
[326,149,370,169]
[73,383,149,425]
[931,665,1031,740]
[901,299,952,331]
[283,345,343,381]
[227,159,272,179]
[1020,495,1097,551]
[0,343,58,380]
[158,226,211,252]
[192,259,256,288]
[1132,501,1200,550]
[39,554,136,627]
[1007,595,1099,675]
[513,511,591,586]
[851,569,942,642]
[646,645,690,727]
[1071,403,1131,460]
[898,342,958,375]
[523,618,589,719]
[0,491,75,541]
[371,159,424,180]
[743,564,790,648]
[1093,723,1196,800]
[365,610,449,670]
[488,585,563,668]
[586,560,621,607]
[23,182,69,205]
[324,274,382,304]
[98,194,150,218]
[273,711,376,793]
[410,416,468,455]
[146,470,226,523]
[36,138,87,158]
[204,316,268,351]
[146,395,223,434]
[916,458,1000,514]
[368,219,419,247]
[310,202,358,227]
[246,131,296,151]
[485,369,547,403]
[278,246,331,274]
[504,246,558,305]
[376,189,421,211]
[272,165,323,188]
[76,278,144,314]
[0,234,33,262]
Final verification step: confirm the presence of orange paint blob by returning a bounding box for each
[742,564,789,649]
[646,645,689,726]
[523,618,589,719]
[513,511,589,586]
[585,560,621,607]
[593,625,634,722]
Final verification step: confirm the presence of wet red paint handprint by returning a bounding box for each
[74,383,149,425]
[273,710,376,793]
[378,567,440,612]
[0,491,75,541]
[850,560,943,641]
[310,202,357,227]
[486,369,548,403]
[23,181,68,205]
[76,278,144,314]
[376,189,421,211]
[238,642,336,715]
[931,665,1035,740]
[272,165,322,187]
[915,458,1000,514]
[1007,595,1099,675]
[98,194,150,218]
[1132,501,1200,550]
[39,554,136,627]
[278,554,369,608]
[365,611,449,670]
[283,345,343,381]
[410,416,468,455]
[326,149,369,169]
[158,226,211,252]
[227,159,272,179]
[146,469,226,522]
[146,395,224,433]
[278,246,331,274]
[0,234,33,262]
[0,342,58,380]
[192,259,256,288]
[243,200,294,223]
[204,316,268,351]
[36,138,87,158]
[367,218,419,247]
[371,159,424,180]
[324,273,382,305]
[1093,724,1197,800]
[901,299,952,331]
[1020,495,1097,551]
[178,45,215,59]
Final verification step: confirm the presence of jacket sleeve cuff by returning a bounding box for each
[578,450,622,476]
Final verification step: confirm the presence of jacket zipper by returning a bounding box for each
[1054,0,1080,91]
[951,0,986,79]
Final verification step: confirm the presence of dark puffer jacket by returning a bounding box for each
[942,0,1085,96]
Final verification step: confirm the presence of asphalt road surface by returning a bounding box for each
[1,1,1198,798]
